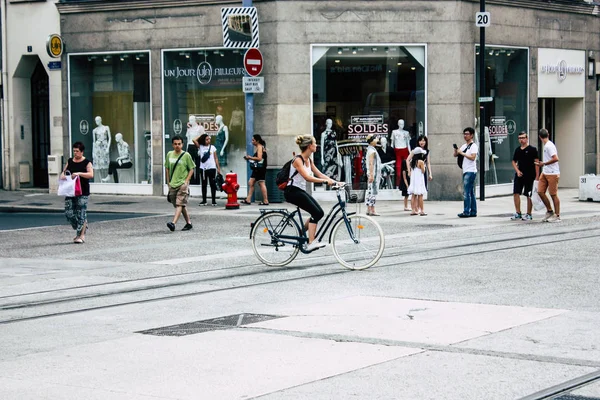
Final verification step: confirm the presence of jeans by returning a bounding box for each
[463,172,477,216]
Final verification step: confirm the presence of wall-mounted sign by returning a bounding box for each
[538,49,585,97]
[79,120,89,135]
[48,61,61,70]
[540,60,584,82]
[46,34,63,58]
[221,7,259,49]
[163,61,245,86]
[173,119,182,135]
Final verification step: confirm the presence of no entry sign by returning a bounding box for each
[244,48,263,77]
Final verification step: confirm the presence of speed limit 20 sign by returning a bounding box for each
[476,12,491,27]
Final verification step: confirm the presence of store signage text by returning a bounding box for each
[330,65,383,74]
[489,116,508,144]
[348,115,388,135]
[540,60,584,82]
[163,62,245,85]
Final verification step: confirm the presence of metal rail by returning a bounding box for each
[519,370,600,400]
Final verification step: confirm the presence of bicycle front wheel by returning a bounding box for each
[330,214,384,270]
[251,212,301,267]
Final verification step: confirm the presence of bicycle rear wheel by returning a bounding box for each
[330,214,384,270]
[251,212,301,267]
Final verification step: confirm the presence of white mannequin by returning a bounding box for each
[215,115,229,165]
[390,119,410,150]
[186,115,204,148]
[390,119,411,188]
[101,133,132,183]
[92,116,111,181]
[320,118,340,181]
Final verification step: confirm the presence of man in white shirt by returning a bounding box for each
[454,127,479,218]
[535,128,561,222]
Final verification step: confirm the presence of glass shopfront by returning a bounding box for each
[475,46,529,186]
[162,48,246,187]
[311,44,426,193]
[69,51,151,185]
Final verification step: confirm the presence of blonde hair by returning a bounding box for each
[295,135,315,151]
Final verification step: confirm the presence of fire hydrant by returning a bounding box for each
[222,172,240,209]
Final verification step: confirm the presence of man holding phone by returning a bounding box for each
[454,127,478,218]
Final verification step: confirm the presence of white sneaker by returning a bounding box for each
[547,215,561,223]
[304,242,326,252]
[101,176,110,183]
[541,211,554,222]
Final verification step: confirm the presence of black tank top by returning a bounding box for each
[67,158,92,196]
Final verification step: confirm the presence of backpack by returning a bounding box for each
[457,143,473,169]
[276,155,304,191]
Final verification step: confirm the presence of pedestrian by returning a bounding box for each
[60,141,94,244]
[406,135,432,216]
[454,127,479,218]
[165,135,195,231]
[365,134,382,216]
[399,155,411,211]
[535,128,561,222]
[241,134,269,205]
[194,133,222,207]
[510,131,539,221]
[284,135,338,252]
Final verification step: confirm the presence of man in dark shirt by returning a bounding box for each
[511,131,539,221]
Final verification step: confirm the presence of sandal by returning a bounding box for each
[410,212,419,216]
[74,238,83,244]
[258,202,270,206]
[420,212,428,216]
[240,199,252,205]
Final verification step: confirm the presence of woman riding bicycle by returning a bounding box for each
[284,135,338,252]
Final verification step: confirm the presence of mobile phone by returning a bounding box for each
[453,144,458,149]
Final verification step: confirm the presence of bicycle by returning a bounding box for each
[249,183,385,270]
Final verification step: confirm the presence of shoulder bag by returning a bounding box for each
[167,151,186,203]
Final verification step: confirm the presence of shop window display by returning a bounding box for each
[475,46,529,185]
[162,49,245,186]
[312,45,426,191]
[68,52,151,184]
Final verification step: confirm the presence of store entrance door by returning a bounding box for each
[31,60,50,188]
[538,97,584,188]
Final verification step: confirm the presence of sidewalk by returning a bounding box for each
[1,188,598,224]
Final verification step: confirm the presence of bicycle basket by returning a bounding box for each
[344,185,366,204]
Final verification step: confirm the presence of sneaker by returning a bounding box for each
[182,223,193,231]
[510,212,522,220]
[458,213,470,218]
[541,210,554,222]
[212,203,217,207]
[304,242,326,252]
[199,201,207,206]
[547,215,561,223]
[521,214,533,221]
[167,222,175,232]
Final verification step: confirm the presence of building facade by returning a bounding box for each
[4,0,598,201]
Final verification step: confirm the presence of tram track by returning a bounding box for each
[1,225,598,325]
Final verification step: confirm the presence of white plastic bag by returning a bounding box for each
[57,172,78,197]
[531,180,545,211]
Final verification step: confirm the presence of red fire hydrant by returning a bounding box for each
[222,172,240,209]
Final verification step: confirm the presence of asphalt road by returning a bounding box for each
[0,211,154,231]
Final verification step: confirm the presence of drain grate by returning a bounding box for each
[137,313,284,337]
[95,201,136,205]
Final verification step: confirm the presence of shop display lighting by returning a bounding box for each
[488,49,494,55]
[87,56,97,62]
[352,47,357,54]
[371,47,377,52]
[410,66,416,70]
[397,62,402,66]
[384,47,389,53]
[588,51,595,79]
[335,59,340,63]
[337,47,342,54]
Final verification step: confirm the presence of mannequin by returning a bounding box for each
[320,118,340,181]
[229,106,244,134]
[215,115,229,166]
[390,119,411,188]
[377,136,396,189]
[186,115,204,184]
[92,116,111,181]
[102,133,132,183]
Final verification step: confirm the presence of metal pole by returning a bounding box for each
[479,0,486,201]
[243,0,254,197]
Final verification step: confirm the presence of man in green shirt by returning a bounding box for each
[165,135,196,231]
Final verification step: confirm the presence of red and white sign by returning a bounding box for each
[244,48,263,77]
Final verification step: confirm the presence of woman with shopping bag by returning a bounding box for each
[59,141,94,243]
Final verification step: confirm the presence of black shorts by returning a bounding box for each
[251,168,267,181]
[513,175,534,197]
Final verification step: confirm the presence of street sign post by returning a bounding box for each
[476,11,491,27]
[244,48,263,77]
[479,96,493,103]
[243,77,264,93]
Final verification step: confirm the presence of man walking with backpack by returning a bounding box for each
[454,127,479,218]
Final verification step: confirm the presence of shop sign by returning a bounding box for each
[79,120,89,135]
[540,60,584,82]
[173,119,182,135]
[46,34,63,58]
[506,120,517,135]
[348,115,388,136]
[194,114,219,135]
[163,61,245,86]
[330,65,383,74]
[489,116,508,144]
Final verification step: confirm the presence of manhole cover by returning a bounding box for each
[95,201,136,205]
[137,313,284,337]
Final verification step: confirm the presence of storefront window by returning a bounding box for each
[475,46,529,185]
[69,52,151,184]
[311,45,426,192]
[162,49,246,186]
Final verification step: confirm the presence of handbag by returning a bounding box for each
[200,146,212,163]
[167,151,186,203]
[215,172,224,192]
[57,171,79,197]
[531,180,545,211]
